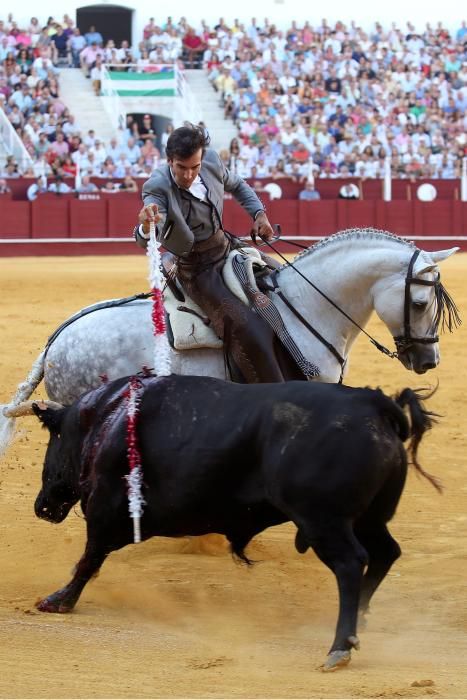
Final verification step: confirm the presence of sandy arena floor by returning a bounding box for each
[0,253,466,699]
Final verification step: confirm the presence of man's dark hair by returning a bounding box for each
[166,123,210,161]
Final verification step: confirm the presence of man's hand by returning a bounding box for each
[251,212,275,243]
[138,203,163,235]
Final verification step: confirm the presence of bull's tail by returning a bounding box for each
[394,386,442,493]
[0,350,46,458]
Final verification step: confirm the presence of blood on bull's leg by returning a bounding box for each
[36,543,108,613]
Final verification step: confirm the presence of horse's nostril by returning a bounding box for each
[422,361,437,371]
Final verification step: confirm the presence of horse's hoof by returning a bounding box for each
[321,650,351,672]
[35,597,73,614]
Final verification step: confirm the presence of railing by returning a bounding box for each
[174,67,203,126]
[100,65,128,133]
[0,108,34,170]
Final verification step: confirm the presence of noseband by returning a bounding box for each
[393,249,440,354]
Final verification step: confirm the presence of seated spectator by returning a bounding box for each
[48,175,73,194]
[76,175,98,193]
[299,181,321,201]
[27,175,48,200]
[1,157,20,178]
[182,26,206,68]
[339,183,360,199]
[100,180,119,193]
[80,42,103,78]
[0,178,12,194]
[120,136,140,164]
[119,175,138,192]
[61,155,77,178]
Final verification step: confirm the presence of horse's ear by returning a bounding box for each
[415,248,459,276]
[429,247,459,264]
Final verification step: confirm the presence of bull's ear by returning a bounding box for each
[32,403,64,433]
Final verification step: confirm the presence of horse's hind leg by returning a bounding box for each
[295,515,368,671]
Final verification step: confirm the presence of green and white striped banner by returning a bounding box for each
[105,71,177,97]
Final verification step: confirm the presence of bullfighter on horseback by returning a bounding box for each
[134,122,301,383]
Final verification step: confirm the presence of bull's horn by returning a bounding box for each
[2,400,64,418]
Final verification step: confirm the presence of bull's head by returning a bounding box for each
[32,402,81,523]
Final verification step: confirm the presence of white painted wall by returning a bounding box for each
[5,0,465,48]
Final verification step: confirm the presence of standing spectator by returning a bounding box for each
[138,114,157,146]
[84,25,103,46]
[90,55,104,95]
[69,28,86,68]
[51,26,70,65]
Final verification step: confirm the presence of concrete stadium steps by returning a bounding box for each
[58,68,118,145]
[184,69,237,151]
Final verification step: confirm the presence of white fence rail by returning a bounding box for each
[0,108,34,170]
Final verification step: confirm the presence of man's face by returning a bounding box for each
[168,148,203,189]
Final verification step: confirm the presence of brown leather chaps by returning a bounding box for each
[177,230,299,383]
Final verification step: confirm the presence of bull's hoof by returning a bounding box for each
[182,534,229,556]
[321,650,352,672]
[35,596,74,614]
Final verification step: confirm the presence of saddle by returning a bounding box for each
[162,247,268,351]
[161,248,320,378]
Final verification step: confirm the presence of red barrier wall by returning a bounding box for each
[1,191,466,256]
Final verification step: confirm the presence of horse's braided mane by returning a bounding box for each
[284,226,461,334]
[284,227,417,268]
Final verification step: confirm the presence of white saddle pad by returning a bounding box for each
[164,246,266,351]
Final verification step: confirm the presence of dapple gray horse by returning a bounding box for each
[0,228,460,454]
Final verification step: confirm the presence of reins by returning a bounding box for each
[257,236,399,371]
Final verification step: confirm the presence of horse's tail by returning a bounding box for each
[394,386,442,493]
[0,350,46,458]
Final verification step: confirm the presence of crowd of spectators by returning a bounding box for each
[0,13,166,192]
[202,17,467,181]
[0,12,466,187]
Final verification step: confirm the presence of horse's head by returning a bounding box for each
[374,247,460,374]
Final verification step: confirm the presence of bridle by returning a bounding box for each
[393,249,440,355]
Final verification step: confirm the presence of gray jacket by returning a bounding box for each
[135,148,264,256]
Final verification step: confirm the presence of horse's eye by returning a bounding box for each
[412,300,428,311]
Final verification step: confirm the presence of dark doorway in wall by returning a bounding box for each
[76,5,132,47]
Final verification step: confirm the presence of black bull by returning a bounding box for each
[32,375,438,671]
